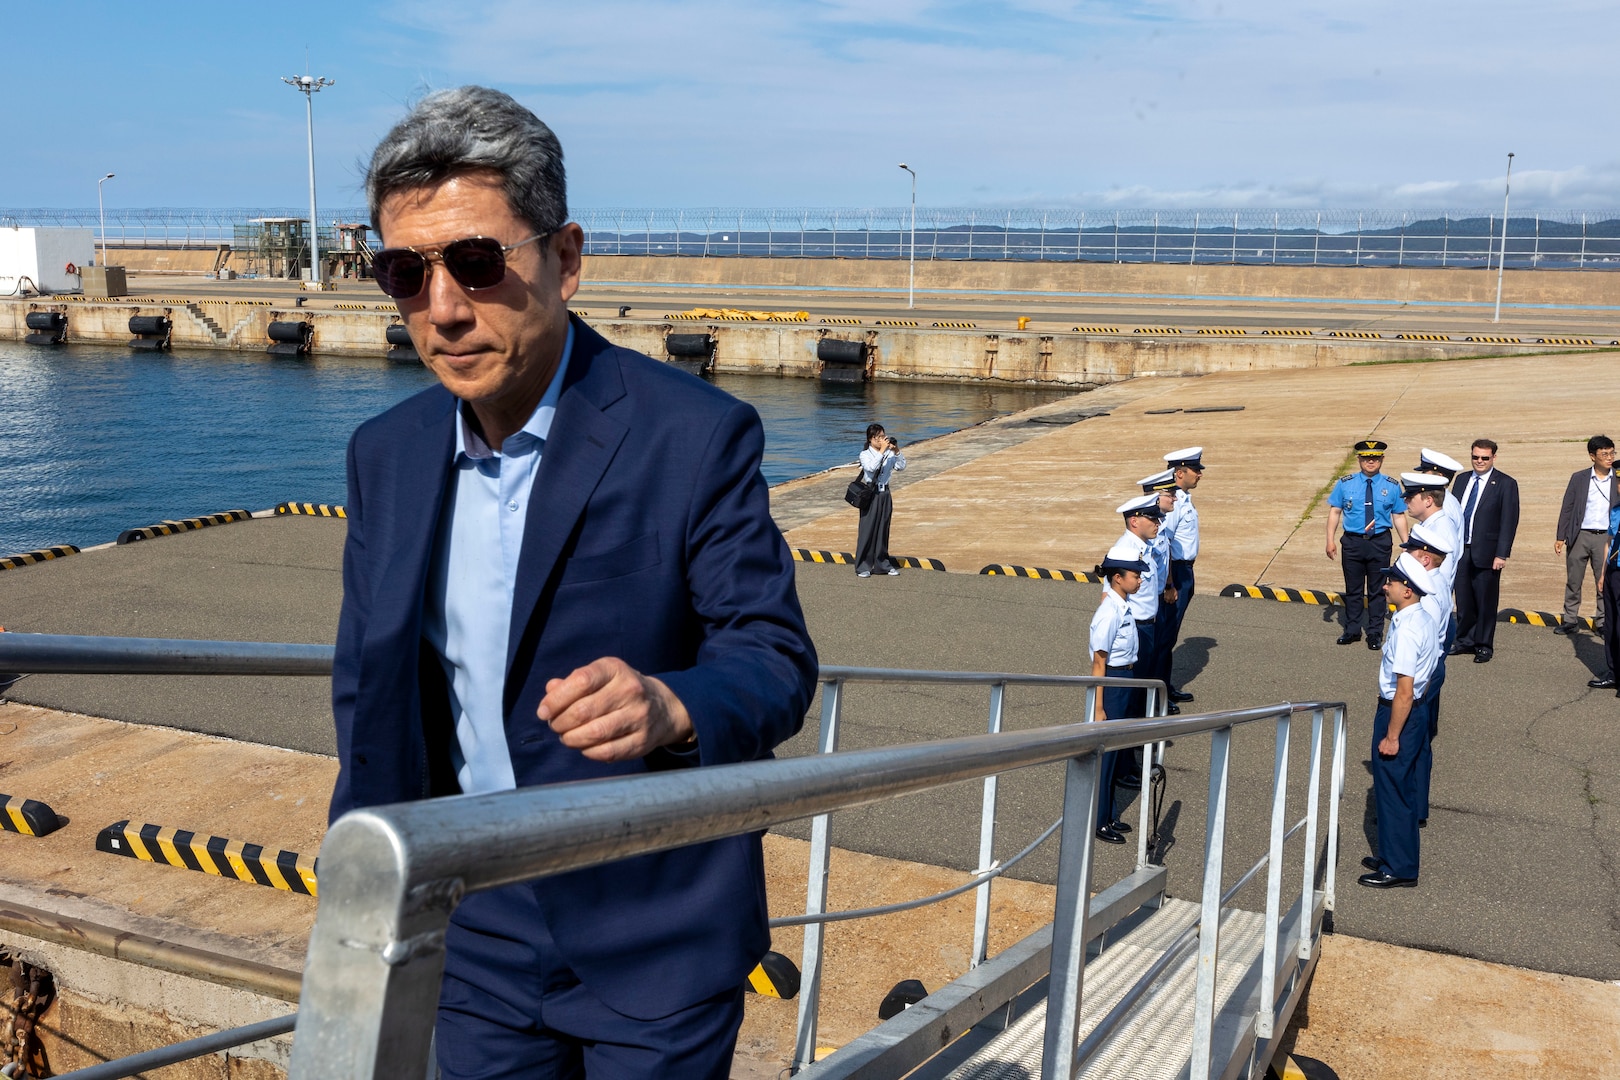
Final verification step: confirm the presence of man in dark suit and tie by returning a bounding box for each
[331,86,818,1078]
[1450,438,1520,663]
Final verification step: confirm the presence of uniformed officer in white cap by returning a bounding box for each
[1089,550,1149,845]
[1158,447,1205,704]
[1326,439,1408,649]
[1109,495,1172,718]
[1139,470,1182,703]
[1400,522,1453,828]
[1416,448,1467,535]
[1360,552,1440,889]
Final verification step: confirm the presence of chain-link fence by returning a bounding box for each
[5,207,1618,269]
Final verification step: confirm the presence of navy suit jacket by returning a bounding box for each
[1451,468,1520,568]
[330,316,817,1019]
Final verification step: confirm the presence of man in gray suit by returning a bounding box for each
[1554,434,1618,637]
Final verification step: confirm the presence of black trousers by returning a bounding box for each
[1603,566,1620,678]
[1454,548,1502,650]
[854,489,895,574]
[1340,530,1394,637]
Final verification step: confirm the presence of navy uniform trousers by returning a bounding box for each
[1165,560,1196,683]
[437,885,745,1079]
[1121,617,1160,783]
[1340,530,1394,638]
[1416,613,1456,822]
[1097,668,1135,825]
[1371,694,1430,880]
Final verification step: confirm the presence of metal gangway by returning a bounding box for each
[0,634,1346,1080]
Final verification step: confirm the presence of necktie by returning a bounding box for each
[1363,476,1375,534]
[1462,477,1481,545]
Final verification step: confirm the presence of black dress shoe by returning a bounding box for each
[1115,773,1142,790]
[1336,631,1362,645]
[1361,855,1382,871]
[1169,687,1194,703]
[1448,642,1474,656]
[1418,818,1427,828]
[1095,825,1127,845]
[1589,676,1616,689]
[1473,647,1493,663]
[1165,703,1181,715]
[1357,870,1418,889]
[1554,623,1574,635]
[1366,635,1383,650]
[1107,820,1132,833]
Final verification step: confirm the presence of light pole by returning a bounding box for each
[898,163,916,309]
[96,173,115,267]
[1493,152,1514,323]
[281,73,334,289]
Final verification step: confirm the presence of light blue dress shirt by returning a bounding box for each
[422,324,574,795]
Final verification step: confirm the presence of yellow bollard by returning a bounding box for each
[1017,316,1030,330]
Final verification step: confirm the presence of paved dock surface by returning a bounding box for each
[2,514,1616,983]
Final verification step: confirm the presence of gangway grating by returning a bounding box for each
[937,900,1267,1080]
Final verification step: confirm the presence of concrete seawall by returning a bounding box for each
[0,295,1557,386]
[582,254,1620,307]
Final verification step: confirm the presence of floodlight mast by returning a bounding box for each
[898,164,917,309]
[281,74,334,288]
[97,173,115,267]
[1493,152,1514,323]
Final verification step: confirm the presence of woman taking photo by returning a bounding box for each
[855,423,906,578]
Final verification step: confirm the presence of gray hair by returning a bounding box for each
[365,86,567,239]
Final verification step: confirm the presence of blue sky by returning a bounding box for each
[3,0,1616,211]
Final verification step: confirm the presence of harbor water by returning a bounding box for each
[0,342,1076,554]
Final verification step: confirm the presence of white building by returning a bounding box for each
[0,227,95,295]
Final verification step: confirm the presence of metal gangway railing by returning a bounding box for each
[0,633,1345,1080]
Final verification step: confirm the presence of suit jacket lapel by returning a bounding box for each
[505,319,629,679]
[368,392,456,655]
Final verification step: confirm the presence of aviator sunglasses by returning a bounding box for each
[371,233,548,300]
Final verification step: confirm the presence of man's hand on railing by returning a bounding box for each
[539,657,696,762]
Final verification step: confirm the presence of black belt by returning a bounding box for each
[1135,618,1156,627]
[1358,528,1391,538]
[1171,558,1195,566]
[1582,529,1607,534]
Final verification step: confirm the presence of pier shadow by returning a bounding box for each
[1171,636,1217,689]
[1150,799,1182,864]
[1359,759,1377,857]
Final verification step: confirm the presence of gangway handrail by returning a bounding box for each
[285,699,1341,1079]
[0,632,332,675]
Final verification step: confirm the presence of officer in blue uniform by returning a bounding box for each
[1360,553,1440,889]
[1326,439,1408,648]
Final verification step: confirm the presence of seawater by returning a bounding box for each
[0,342,1075,554]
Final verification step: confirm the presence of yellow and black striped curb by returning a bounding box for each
[117,509,253,545]
[931,321,977,329]
[745,951,801,999]
[1538,336,1598,346]
[1196,327,1248,336]
[1072,325,1121,334]
[1502,609,1596,630]
[1466,335,1522,344]
[790,550,945,571]
[96,821,319,896]
[1261,328,1316,336]
[979,564,1100,583]
[793,548,856,566]
[275,502,348,518]
[874,318,920,328]
[1133,326,1182,335]
[2,795,64,838]
[0,545,80,572]
[1326,330,1382,339]
[1220,584,1344,606]
[1394,332,1452,342]
[667,312,707,321]
[820,316,863,325]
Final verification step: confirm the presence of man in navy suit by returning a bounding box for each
[1450,438,1520,663]
[331,86,818,1078]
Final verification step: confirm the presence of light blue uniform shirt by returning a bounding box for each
[423,324,575,795]
[1109,531,1162,621]
[1089,589,1138,667]
[1378,603,1438,701]
[1328,470,1404,534]
[1165,489,1200,561]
